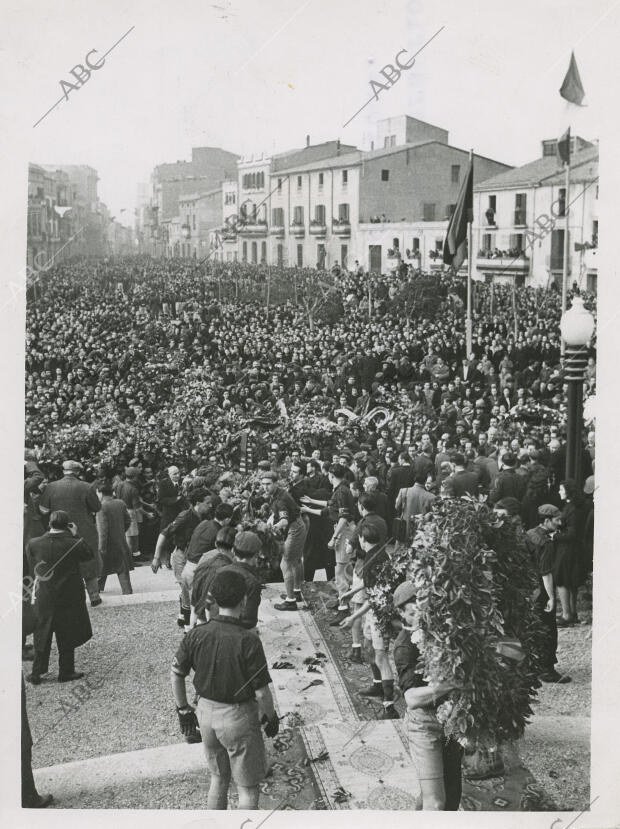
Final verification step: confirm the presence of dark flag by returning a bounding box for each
[559,51,585,106]
[443,157,473,272]
[558,127,571,165]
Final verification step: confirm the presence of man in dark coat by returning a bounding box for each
[38,459,102,606]
[26,511,94,684]
[96,481,133,594]
[488,452,527,505]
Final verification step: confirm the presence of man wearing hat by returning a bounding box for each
[488,452,527,505]
[171,569,279,809]
[525,505,571,684]
[392,580,463,810]
[39,460,102,606]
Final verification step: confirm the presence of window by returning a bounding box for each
[412,237,420,253]
[446,204,456,218]
[550,228,565,270]
[261,241,267,263]
[277,244,284,266]
[514,193,527,225]
[435,239,443,252]
[488,195,496,212]
[251,242,257,264]
[272,207,284,226]
[297,244,303,267]
[451,165,460,183]
[314,204,326,224]
[423,203,436,221]
[318,172,324,187]
[509,233,524,253]
[342,170,348,185]
[341,244,348,269]
[278,178,283,191]
[192,215,196,230]
[392,238,399,250]
[297,175,302,189]
[557,188,566,217]
[242,241,247,261]
[383,135,396,147]
[338,203,349,222]
[186,215,190,226]
[381,169,390,182]
[486,195,497,226]
[592,220,598,246]
[317,244,326,268]
[482,233,493,252]
[293,206,304,224]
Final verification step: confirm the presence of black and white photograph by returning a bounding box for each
[1,0,619,824]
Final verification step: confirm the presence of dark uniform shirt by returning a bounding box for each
[268,487,300,523]
[525,524,555,606]
[360,542,389,590]
[217,560,262,629]
[162,507,201,552]
[186,519,223,564]
[323,482,354,524]
[172,617,271,703]
[191,550,234,616]
[394,628,426,691]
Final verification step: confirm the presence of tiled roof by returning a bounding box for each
[475,146,598,190]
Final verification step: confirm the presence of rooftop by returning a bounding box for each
[475,145,599,190]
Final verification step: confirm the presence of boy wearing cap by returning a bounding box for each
[392,581,462,810]
[525,505,571,684]
[217,531,263,630]
[260,473,308,611]
[171,570,279,810]
[340,525,397,718]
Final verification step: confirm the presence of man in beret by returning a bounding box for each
[525,504,571,684]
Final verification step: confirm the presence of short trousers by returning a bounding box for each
[334,523,355,565]
[350,572,367,605]
[125,509,139,537]
[406,707,447,782]
[196,697,266,787]
[171,547,187,583]
[281,517,307,563]
[363,609,390,651]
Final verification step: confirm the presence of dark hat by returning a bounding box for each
[393,581,417,608]
[501,452,516,467]
[538,504,561,518]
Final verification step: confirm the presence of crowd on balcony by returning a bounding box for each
[478,247,528,260]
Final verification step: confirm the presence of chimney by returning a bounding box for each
[306,135,310,147]
[337,139,340,155]
[371,141,374,151]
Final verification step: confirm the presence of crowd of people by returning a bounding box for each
[21,256,596,810]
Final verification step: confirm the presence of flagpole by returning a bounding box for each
[466,149,473,357]
[561,151,571,356]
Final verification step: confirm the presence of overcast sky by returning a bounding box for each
[2,0,616,220]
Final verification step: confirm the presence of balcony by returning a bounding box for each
[269,225,285,238]
[476,251,530,272]
[332,219,351,237]
[238,220,268,237]
[309,221,327,237]
[221,229,237,241]
[290,222,305,238]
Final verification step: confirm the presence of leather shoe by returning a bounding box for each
[539,670,571,684]
[379,704,400,719]
[556,617,571,627]
[359,683,384,698]
[90,598,103,607]
[350,648,363,663]
[27,794,54,808]
[58,672,85,683]
[274,600,298,611]
[26,673,42,685]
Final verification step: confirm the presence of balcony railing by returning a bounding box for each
[238,220,268,236]
[476,251,530,271]
[332,219,351,236]
[290,222,305,238]
[309,221,327,237]
[269,225,285,237]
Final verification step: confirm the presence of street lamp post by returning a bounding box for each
[560,295,595,484]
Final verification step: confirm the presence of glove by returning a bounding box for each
[261,712,280,738]
[177,705,198,736]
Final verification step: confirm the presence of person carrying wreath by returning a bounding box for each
[392,581,463,810]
